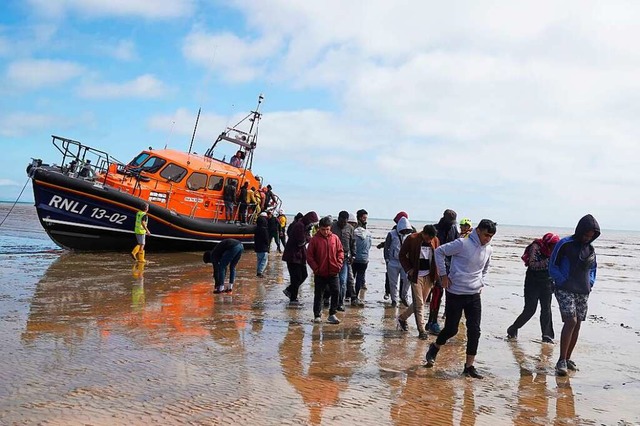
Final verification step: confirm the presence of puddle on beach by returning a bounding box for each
[1,204,640,424]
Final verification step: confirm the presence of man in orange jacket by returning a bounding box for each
[307,216,345,324]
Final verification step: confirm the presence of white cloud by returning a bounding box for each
[77,74,169,99]
[182,31,280,83]
[26,0,195,19]
[108,39,137,61]
[0,179,20,186]
[6,59,84,89]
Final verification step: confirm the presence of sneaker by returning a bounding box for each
[351,298,365,307]
[327,315,340,324]
[289,300,302,307]
[390,301,397,308]
[336,305,345,312]
[463,365,484,379]
[213,288,224,294]
[428,322,442,335]
[556,359,568,376]
[256,273,264,277]
[396,317,408,332]
[313,317,322,323]
[507,326,518,340]
[224,288,233,294]
[541,335,554,344]
[283,288,291,299]
[384,293,390,300]
[418,332,429,340]
[425,343,439,367]
[566,360,578,371]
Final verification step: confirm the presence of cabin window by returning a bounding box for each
[207,175,224,191]
[140,156,167,174]
[128,153,150,167]
[160,163,187,183]
[186,172,207,191]
[226,178,239,189]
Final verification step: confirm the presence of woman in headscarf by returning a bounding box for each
[507,232,560,343]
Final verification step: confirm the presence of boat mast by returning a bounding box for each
[188,107,201,155]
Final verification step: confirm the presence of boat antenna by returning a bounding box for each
[165,120,175,149]
[188,107,201,155]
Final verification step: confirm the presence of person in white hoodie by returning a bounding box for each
[384,217,413,307]
[425,219,497,379]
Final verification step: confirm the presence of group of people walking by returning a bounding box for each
[201,208,601,380]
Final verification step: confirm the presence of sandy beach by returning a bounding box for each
[1,203,639,425]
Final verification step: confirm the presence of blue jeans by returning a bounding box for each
[214,244,244,288]
[338,262,349,305]
[256,251,268,274]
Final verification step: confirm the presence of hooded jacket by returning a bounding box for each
[307,230,345,277]
[435,228,492,295]
[399,230,440,283]
[384,217,413,268]
[331,220,355,261]
[254,216,270,253]
[282,211,319,264]
[549,214,600,294]
[353,225,372,263]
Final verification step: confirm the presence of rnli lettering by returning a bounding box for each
[48,195,127,225]
[49,195,87,215]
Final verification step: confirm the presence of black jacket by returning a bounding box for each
[254,217,270,253]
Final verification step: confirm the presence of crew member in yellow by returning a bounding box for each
[131,203,151,262]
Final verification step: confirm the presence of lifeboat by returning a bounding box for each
[26,95,281,252]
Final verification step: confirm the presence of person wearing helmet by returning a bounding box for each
[459,218,472,238]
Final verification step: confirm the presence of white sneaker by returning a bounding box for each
[327,315,340,324]
[313,317,322,323]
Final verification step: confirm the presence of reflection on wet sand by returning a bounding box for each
[279,321,366,424]
[509,341,552,425]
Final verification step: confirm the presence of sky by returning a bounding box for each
[1,0,639,231]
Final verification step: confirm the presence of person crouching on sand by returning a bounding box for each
[203,239,244,294]
[307,216,344,324]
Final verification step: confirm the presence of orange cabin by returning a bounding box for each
[98,149,262,220]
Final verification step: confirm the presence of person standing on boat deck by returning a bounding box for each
[507,232,560,344]
[78,159,94,179]
[282,211,319,305]
[263,184,276,210]
[223,179,236,223]
[331,211,356,311]
[384,217,414,308]
[254,213,270,277]
[352,209,372,303]
[308,216,345,324]
[131,203,150,263]
[203,239,244,293]
[549,214,600,377]
[396,224,439,339]
[428,209,460,335]
[425,219,497,379]
[267,210,282,252]
[230,150,244,168]
[238,182,249,223]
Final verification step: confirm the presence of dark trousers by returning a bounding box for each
[269,232,281,251]
[510,269,555,338]
[285,262,308,301]
[352,261,368,294]
[314,275,339,317]
[238,202,248,223]
[436,291,482,356]
[214,244,244,287]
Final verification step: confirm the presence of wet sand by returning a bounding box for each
[1,204,639,425]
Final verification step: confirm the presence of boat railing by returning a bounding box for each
[50,135,125,184]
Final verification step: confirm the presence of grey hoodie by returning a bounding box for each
[435,228,492,295]
[384,217,412,268]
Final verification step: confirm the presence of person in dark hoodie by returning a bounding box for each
[428,209,460,334]
[203,239,244,294]
[549,214,600,377]
[254,212,270,277]
[282,211,319,305]
[267,210,282,252]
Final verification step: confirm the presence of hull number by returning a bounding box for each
[48,195,127,225]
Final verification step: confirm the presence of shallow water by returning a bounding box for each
[1,203,639,425]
